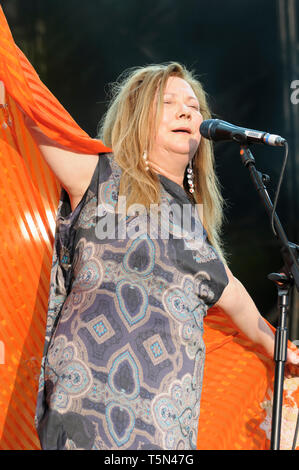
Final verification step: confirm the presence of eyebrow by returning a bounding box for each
[163,92,199,102]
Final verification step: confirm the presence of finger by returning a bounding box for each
[287,350,299,365]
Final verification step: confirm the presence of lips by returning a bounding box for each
[172,127,192,134]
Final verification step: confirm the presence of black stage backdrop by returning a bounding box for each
[2,0,298,336]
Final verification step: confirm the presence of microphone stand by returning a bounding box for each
[238,144,299,450]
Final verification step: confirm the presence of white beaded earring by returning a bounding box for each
[186,160,195,193]
[142,151,149,171]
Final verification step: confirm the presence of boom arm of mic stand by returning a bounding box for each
[239,146,299,291]
[239,145,299,451]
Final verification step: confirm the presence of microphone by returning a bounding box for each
[200,119,286,147]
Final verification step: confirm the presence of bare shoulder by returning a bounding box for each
[214,264,234,306]
[26,117,99,201]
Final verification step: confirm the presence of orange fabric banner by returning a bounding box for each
[0,5,298,450]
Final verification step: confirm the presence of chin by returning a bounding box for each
[170,139,199,157]
[170,144,193,155]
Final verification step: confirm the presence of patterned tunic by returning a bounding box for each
[35,153,228,450]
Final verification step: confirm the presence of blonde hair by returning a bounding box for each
[98,62,227,263]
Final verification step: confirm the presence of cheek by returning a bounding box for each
[160,109,172,129]
[197,113,204,128]
[156,116,170,143]
[195,114,204,139]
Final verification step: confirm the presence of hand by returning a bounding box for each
[285,345,299,378]
[287,347,299,366]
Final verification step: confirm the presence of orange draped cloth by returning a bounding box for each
[0,5,298,450]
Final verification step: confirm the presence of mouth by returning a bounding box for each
[172,127,192,134]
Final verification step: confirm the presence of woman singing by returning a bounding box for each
[20,62,298,450]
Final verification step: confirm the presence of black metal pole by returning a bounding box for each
[238,144,299,450]
[269,285,289,450]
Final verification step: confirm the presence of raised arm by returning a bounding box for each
[25,114,99,211]
[216,264,299,366]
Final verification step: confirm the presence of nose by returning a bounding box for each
[176,103,191,120]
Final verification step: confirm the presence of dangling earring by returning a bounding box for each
[142,151,149,171]
[187,160,195,193]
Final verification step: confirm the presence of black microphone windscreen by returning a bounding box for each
[200,119,218,140]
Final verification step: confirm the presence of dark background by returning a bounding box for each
[2,0,298,336]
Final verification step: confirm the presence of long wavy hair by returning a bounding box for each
[98,62,227,262]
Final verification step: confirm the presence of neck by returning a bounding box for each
[148,161,185,188]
